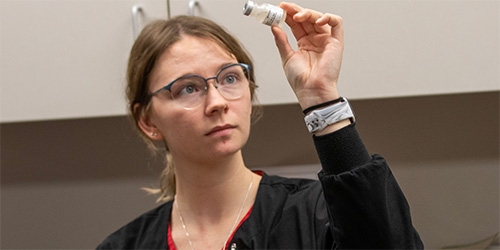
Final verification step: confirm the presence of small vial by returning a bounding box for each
[243,0,286,27]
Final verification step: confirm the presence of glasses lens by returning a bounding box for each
[170,76,207,109]
[216,64,249,100]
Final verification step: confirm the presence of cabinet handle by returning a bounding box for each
[132,4,143,40]
[189,0,199,16]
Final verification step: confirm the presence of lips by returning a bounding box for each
[206,124,237,136]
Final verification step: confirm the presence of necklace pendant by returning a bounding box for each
[230,242,237,250]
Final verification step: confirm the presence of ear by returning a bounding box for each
[134,103,165,141]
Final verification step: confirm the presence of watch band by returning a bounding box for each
[302,97,342,115]
[304,97,355,133]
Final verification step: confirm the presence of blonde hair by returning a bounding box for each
[126,16,261,202]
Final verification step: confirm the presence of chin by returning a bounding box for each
[207,137,248,158]
[213,142,245,156]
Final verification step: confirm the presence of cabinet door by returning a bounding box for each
[1,0,167,123]
[169,0,499,104]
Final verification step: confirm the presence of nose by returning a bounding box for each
[204,79,228,115]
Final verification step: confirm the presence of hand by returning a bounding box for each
[271,2,344,110]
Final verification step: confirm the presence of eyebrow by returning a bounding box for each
[176,62,238,78]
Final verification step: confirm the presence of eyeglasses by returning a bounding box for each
[147,63,251,109]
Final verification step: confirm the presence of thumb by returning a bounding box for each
[271,26,294,66]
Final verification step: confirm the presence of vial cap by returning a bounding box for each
[243,0,254,16]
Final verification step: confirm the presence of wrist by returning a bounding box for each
[295,86,339,109]
[303,97,343,115]
[297,93,340,110]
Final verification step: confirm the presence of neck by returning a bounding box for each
[173,150,255,220]
[170,150,261,250]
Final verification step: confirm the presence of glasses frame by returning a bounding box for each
[145,63,251,108]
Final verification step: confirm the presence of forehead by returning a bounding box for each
[161,36,236,71]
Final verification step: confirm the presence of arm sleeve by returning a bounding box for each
[314,124,424,249]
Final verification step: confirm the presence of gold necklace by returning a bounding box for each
[174,174,254,250]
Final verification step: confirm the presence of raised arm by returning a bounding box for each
[271,2,350,135]
[271,3,424,249]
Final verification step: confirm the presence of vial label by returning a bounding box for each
[263,5,284,26]
[243,1,286,27]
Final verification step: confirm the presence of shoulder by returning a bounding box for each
[243,172,328,246]
[96,201,172,249]
[261,172,317,186]
[258,173,323,201]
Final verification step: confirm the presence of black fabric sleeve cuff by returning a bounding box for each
[313,123,371,175]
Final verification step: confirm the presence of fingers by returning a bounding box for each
[316,13,344,42]
[271,26,294,65]
[279,2,343,40]
[280,2,308,41]
[316,13,344,41]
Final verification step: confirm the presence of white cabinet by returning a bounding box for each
[170,0,499,103]
[1,0,167,123]
[2,0,498,123]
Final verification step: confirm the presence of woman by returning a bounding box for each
[98,2,423,249]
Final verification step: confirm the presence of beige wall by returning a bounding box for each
[1,92,499,249]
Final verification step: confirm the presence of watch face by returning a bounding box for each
[307,120,320,132]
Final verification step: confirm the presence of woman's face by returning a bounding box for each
[141,35,252,164]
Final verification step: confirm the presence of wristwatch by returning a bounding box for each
[304,97,355,133]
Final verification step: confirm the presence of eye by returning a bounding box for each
[171,77,205,98]
[224,74,237,84]
[220,72,243,85]
[182,84,196,94]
